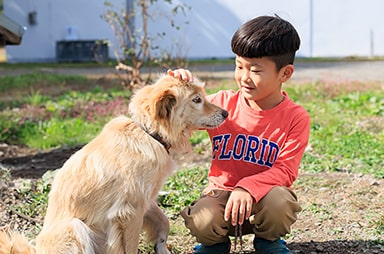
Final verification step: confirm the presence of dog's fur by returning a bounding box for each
[0,75,228,254]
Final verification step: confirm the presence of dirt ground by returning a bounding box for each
[0,62,383,253]
[0,144,383,254]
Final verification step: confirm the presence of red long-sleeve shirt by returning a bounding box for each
[204,89,310,202]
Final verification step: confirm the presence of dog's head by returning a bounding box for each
[129,75,228,152]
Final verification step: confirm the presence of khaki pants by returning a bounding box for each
[180,186,301,246]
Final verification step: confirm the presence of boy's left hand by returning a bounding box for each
[224,187,253,226]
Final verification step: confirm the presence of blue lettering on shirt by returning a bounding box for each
[218,134,232,160]
[265,142,279,167]
[233,134,246,160]
[244,135,259,163]
[211,134,280,168]
[257,139,269,166]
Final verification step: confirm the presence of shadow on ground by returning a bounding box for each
[0,145,83,179]
[1,147,383,254]
[226,240,383,254]
[287,240,383,254]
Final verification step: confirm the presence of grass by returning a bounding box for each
[1,56,384,70]
[284,81,384,177]
[1,72,383,176]
[0,72,130,148]
[160,166,208,214]
[1,70,383,252]
[0,72,87,92]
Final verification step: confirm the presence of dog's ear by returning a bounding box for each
[156,91,177,119]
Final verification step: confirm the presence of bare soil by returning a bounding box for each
[1,144,383,254]
[0,64,383,253]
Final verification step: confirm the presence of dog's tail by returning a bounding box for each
[39,218,101,254]
[0,229,37,254]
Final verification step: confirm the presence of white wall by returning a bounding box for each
[309,0,382,57]
[4,0,384,62]
[4,0,121,62]
[150,0,384,58]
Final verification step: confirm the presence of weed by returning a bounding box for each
[1,72,384,253]
[160,167,208,215]
[189,130,209,145]
[287,82,384,177]
[25,89,51,106]
[371,215,384,235]
[21,118,104,149]
[0,72,86,92]
[13,178,50,223]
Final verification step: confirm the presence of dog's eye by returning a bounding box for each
[192,96,202,103]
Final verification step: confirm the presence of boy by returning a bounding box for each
[168,15,310,254]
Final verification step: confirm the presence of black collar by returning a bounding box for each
[147,132,171,154]
[136,122,171,153]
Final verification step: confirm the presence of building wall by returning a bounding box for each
[150,0,384,59]
[4,0,121,62]
[3,0,384,62]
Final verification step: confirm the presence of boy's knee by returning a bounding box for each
[250,186,302,240]
[261,186,301,210]
[180,190,230,245]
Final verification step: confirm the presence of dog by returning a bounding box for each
[0,74,228,254]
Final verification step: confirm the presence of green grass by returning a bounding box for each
[1,56,384,70]
[0,72,130,148]
[0,72,87,92]
[160,166,208,214]
[284,81,384,177]
[2,71,383,252]
[189,130,209,145]
[20,118,104,149]
[372,215,384,235]
[0,61,115,70]
[1,74,383,177]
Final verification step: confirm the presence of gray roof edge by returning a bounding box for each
[0,13,26,45]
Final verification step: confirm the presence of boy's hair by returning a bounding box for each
[231,15,300,70]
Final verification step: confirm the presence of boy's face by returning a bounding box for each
[234,55,293,110]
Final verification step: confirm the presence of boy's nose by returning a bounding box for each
[241,72,251,82]
[243,77,252,82]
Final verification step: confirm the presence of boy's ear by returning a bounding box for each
[280,64,294,82]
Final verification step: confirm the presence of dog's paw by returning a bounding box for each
[154,240,172,254]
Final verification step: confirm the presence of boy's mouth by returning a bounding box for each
[242,85,254,91]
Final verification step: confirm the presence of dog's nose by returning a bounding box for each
[222,110,229,119]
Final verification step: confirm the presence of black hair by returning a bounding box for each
[231,15,300,70]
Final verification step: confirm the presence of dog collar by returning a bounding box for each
[136,123,171,153]
[147,132,171,154]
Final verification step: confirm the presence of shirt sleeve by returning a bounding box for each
[235,111,310,202]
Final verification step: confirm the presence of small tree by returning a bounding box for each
[103,0,190,91]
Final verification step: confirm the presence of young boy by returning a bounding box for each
[168,15,310,254]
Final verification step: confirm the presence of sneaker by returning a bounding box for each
[193,241,231,254]
[253,238,292,254]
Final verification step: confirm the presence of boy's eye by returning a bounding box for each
[250,68,261,73]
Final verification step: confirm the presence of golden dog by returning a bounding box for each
[0,75,228,254]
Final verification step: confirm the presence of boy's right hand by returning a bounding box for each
[225,187,253,226]
[167,69,194,82]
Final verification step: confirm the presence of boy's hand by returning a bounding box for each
[167,69,193,81]
[224,188,253,226]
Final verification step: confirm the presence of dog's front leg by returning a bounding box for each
[107,216,142,254]
[143,201,171,254]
